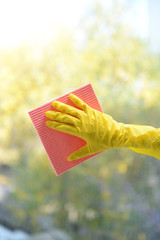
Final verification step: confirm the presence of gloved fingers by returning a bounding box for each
[46,121,78,136]
[52,101,84,119]
[67,144,90,161]
[69,94,88,112]
[45,111,80,126]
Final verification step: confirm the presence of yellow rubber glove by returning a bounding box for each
[45,94,160,161]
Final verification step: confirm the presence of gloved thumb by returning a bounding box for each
[68,144,90,161]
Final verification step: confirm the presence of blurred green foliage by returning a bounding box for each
[0,1,160,239]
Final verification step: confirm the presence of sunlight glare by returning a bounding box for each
[0,0,89,48]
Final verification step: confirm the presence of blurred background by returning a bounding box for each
[0,0,160,239]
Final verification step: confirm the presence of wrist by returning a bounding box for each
[123,124,160,149]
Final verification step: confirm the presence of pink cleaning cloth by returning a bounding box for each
[28,83,103,176]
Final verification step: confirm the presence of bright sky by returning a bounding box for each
[0,0,148,49]
[132,0,149,38]
[0,0,92,48]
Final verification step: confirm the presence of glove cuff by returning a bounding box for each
[122,124,160,150]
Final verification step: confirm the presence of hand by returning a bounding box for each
[45,94,124,161]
